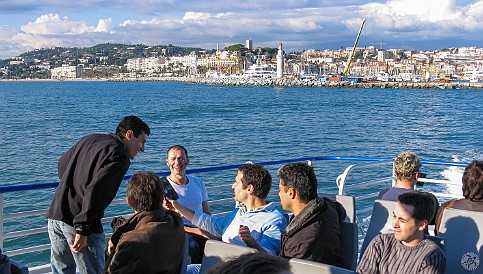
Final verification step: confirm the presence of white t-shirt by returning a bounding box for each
[168,175,209,226]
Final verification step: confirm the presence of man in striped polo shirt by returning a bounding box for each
[357,191,446,274]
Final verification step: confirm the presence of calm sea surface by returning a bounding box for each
[0,80,482,266]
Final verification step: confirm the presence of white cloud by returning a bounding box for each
[95,18,113,32]
[182,12,211,25]
[1,1,483,59]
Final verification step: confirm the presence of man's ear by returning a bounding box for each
[246,184,255,195]
[126,197,131,207]
[288,187,297,199]
[125,129,134,140]
[417,220,429,231]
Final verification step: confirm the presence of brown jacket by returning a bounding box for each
[105,209,185,274]
[281,197,346,268]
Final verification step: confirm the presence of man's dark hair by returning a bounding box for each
[166,145,189,158]
[207,252,290,274]
[127,171,162,212]
[397,191,436,222]
[278,162,318,203]
[116,115,150,138]
[462,160,483,200]
[238,164,272,199]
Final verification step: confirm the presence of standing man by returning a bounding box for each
[46,115,150,274]
[164,145,211,263]
[104,172,185,274]
[357,191,446,274]
[277,162,346,268]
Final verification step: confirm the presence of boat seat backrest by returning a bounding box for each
[199,240,258,274]
[10,259,28,274]
[319,193,356,223]
[289,258,357,274]
[359,200,396,259]
[341,221,358,271]
[438,208,483,274]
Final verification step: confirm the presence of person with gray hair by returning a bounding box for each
[378,151,422,201]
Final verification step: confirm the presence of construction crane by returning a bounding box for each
[343,18,366,76]
[371,42,386,49]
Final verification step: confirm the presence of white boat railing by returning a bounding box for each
[0,156,469,270]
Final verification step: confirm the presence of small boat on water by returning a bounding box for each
[0,155,477,273]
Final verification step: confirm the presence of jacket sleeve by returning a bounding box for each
[73,150,130,235]
[105,241,141,274]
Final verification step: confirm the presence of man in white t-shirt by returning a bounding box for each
[163,145,211,263]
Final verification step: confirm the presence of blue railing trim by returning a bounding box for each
[0,156,470,193]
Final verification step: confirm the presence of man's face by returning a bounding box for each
[393,201,424,246]
[278,180,291,212]
[124,130,148,160]
[232,170,248,203]
[166,148,189,176]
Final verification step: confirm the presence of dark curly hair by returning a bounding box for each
[462,160,483,200]
[238,164,272,199]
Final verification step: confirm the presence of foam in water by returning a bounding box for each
[440,151,483,196]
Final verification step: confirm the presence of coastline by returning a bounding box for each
[109,76,483,90]
[2,76,482,90]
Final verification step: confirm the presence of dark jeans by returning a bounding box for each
[187,232,207,264]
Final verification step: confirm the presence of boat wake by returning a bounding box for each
[440,150,482,196]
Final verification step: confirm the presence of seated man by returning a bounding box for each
[278,162,346,268]
[168,164,288,272]
[104,171,185,274]
[357,192,446,274]
[378,151,422,201]
[163,145,212,263]
[435,160,483,234]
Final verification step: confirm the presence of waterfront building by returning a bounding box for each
[50,64,83,79]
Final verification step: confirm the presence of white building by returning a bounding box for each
[51,64,83,79]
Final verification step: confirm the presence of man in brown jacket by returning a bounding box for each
[278,162,346,268]
[104,172,185,274]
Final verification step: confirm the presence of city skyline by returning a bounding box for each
[1,0,483,60]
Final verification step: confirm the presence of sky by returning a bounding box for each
[1,0,483,59]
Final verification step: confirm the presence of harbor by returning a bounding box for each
[108,75,483,90]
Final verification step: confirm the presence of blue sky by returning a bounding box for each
[1,0,483,59]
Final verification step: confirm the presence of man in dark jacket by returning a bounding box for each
[278,162,346,268]
[46,116,150,274]
[104,172,185,274]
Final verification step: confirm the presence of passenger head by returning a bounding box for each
[207,252,292,274]
[116,115,151,138]
[462,160,483,200]
[397,191,435,223]
[117,116,150,160]
[394,152,421,181]
[278,162,318,204]
[393,192,436,245]
[235,164,272,199]
[127,171,163,212]
[166,145,190,176]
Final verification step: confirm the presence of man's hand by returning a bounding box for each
[238,226,266,253]
[163,198,176,211]
[70,234,87,253]
[106,240,114,255]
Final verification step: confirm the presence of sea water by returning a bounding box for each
[0,80,482,266]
